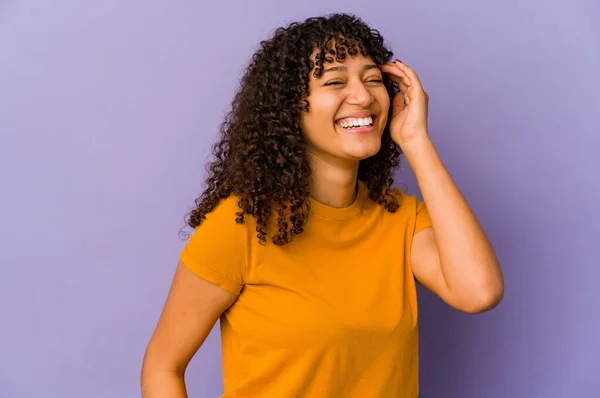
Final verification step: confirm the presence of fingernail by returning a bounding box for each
[395,59,402,63]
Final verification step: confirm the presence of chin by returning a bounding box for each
[344,141,382,160]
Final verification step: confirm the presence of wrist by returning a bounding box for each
[400,134,433,159]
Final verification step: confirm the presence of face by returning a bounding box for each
[300,53,390,165]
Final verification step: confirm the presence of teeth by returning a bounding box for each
[338,115,374,129]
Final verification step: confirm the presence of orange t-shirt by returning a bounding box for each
[180,179,432,397]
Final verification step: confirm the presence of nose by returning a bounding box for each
[345,80,375,107]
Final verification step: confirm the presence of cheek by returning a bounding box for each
[309,94,342,122]
[300,100,331,137]
[373,89,390,127]
[375,89,390,112]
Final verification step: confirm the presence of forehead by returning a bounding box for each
[309,52,379,82]
[306,36,380,82]
[309,48,376,68]
[309,39,372,61]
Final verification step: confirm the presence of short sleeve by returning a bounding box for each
[180,196,248,296]
[415,198,432,235]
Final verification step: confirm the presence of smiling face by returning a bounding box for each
[300,52,390,165]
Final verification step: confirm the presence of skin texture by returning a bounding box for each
[381,59,504,314]
[142,15,504,398]
[182,14,404,247]
[141,261,236,397]
[302,54,503,312]
[301,53,390,208]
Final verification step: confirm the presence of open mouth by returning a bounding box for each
[335,114,377,130]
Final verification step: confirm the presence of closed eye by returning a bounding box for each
[324,79,383,86]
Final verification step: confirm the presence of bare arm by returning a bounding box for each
[381,60,503,314]
[141,260,237,397]
[407,137,504,314]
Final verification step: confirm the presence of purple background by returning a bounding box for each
[1,1,598,397]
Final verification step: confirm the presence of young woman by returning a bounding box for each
[141,13,504,398]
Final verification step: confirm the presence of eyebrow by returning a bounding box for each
[322,64,380,75]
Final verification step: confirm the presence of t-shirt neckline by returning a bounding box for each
[308,179,368,221]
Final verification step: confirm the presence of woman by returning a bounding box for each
[141,13,504,398]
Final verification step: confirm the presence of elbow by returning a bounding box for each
[460,260,505,314]
[461,281,504,314]
[457,278,504,314]
[141,345,187,390]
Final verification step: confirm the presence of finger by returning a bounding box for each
[383,73,411,104]
[381,68,412,105]
[385,73,409,90]
[394,60,424,92]
[381,63,411,87]
[381,64,411,91]
[392,92,408,109]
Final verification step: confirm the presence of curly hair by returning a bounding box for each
[182,13,405,246]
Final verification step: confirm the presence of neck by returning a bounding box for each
[307,153,359,208]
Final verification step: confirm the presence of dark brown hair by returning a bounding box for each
[182,13,404,246]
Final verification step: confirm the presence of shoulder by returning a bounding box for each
[203,195,243,220]
[182,194,251,263]
[378,185,429,229]
[386,186,431,235]
[181,195,249,295]
[385,185,421,212]
[189,194,251,238]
